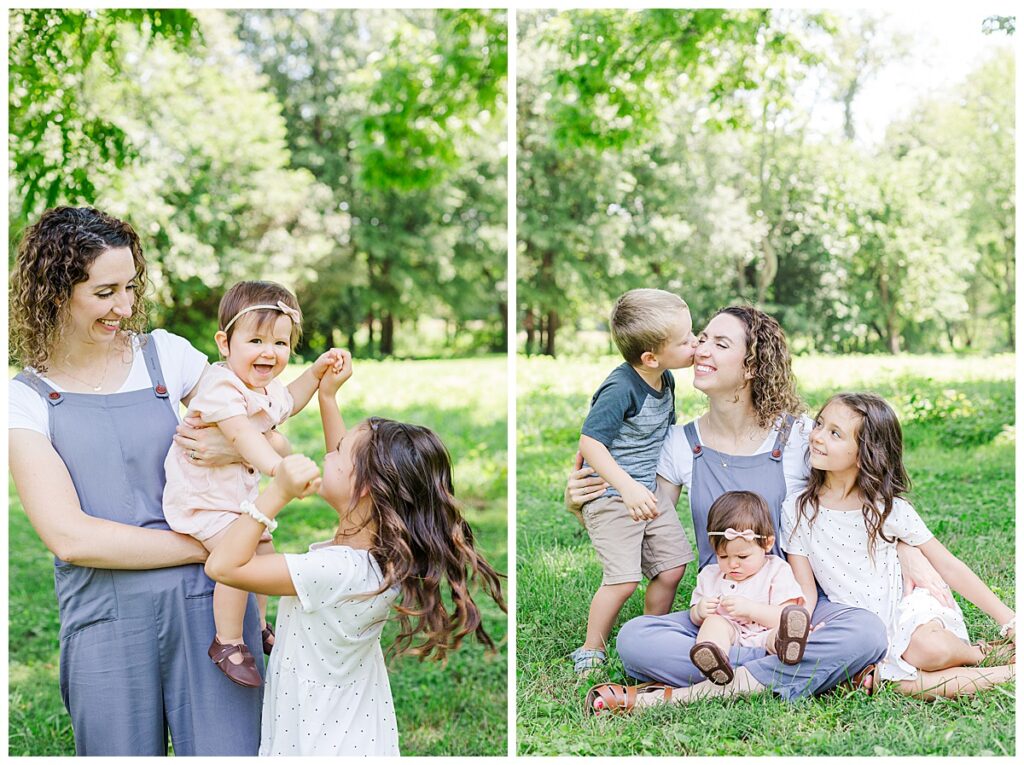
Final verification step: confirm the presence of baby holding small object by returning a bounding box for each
[688,490,811,685]
[162,280,346,687]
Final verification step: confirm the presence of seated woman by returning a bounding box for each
[569,306,952,711]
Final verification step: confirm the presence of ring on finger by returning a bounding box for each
[190,450,198,461]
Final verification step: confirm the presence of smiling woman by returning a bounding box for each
[8,206,264,755]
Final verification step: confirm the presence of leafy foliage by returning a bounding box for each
[518,10,1014,356]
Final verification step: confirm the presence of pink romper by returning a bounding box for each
[163,363,293,543]
[689,555,805,648]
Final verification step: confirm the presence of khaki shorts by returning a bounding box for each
[582,483,694,585]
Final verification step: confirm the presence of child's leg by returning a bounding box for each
[644,565,685,615]
[895,664,1015,700]
[583,582,640,650]
[901,619,984,671]
[212,582,253,664]
[694,614,736,655]
[254,540,275,650]
[203,529,256,664]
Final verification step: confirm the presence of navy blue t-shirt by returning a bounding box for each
[581,363,676,496]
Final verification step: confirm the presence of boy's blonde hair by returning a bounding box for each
[610,288,689,365]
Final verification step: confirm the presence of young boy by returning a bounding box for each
[570,288,697,673]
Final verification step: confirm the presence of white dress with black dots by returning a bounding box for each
[259,542,400,756]
[781,495,969,681]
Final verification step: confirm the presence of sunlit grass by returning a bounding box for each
[516,353,1014,756]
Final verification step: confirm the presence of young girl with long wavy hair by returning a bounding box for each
[205,354,506,755]
[783,392,1014,699]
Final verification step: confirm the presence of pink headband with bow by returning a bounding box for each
[223,300,301,334]
[707,528,765,542]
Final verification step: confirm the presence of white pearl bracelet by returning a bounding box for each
[240,500,278,532]
[999,616,1015,638]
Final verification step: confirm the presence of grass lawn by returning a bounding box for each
[516,353,1015,756]
[9,356,508,756]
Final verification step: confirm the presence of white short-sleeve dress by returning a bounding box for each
[260,542,401,756]
[782,495,970,680]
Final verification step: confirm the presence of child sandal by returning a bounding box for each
[209,636,263,688]
[774,604,811,665]
[262,624,275,656]
[569,647,606,674]
[690,642,734,685]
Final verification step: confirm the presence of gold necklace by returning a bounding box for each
[56,347,112,392]
[703,417,764,468]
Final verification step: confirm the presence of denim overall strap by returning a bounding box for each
[682,418,789,569]
[17,335,262,755]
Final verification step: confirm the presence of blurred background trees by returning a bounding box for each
[9,8,507,359]
[517,9,1014,356]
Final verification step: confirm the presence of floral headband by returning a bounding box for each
[223,300,301,334]
[707,528,766,542]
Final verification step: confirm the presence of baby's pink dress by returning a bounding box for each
[689,555,805,648]
[163,363,293,543]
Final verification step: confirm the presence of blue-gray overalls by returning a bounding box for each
[16,336,264,755]
[616,417,889,700]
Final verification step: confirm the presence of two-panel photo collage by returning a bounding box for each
[5,7,1016,758]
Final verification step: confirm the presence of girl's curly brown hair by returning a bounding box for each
[713,305,805,428]
[10,207,150,371]
[348,417,507,663]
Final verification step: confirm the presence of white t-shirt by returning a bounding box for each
[8,330,207,439]
[656,414,813,495]
[261,543,400,757]
[781,494,933,646]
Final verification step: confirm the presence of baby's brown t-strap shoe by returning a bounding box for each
[209,636,263,687]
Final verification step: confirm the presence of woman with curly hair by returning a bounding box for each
[8,206,263,754]
[567,305,952,711]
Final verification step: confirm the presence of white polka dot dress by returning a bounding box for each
[259,542,400,756]
[781,495,963,680]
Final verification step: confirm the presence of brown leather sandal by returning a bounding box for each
[585,682,672,715]
[848,662,880,695]
[209,636,263,688]
[775,605,811,665]
[262,624,275,656]
[690,642,734,685]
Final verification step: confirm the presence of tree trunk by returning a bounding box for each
[545,309,558,357]
[497,299,508,351]
[524,309,536,356]
[381,313,394,356]
[878,271,900,354]
[366,312,375,355]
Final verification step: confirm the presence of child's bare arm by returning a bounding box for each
[266,427,292,457]
[206,454,321,596]
[318,350,353,453]
[787,554,818,618]
[215,415,283,476]
[287,349,345,416]
[918,538,1014,629]
[578,434,657,520]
